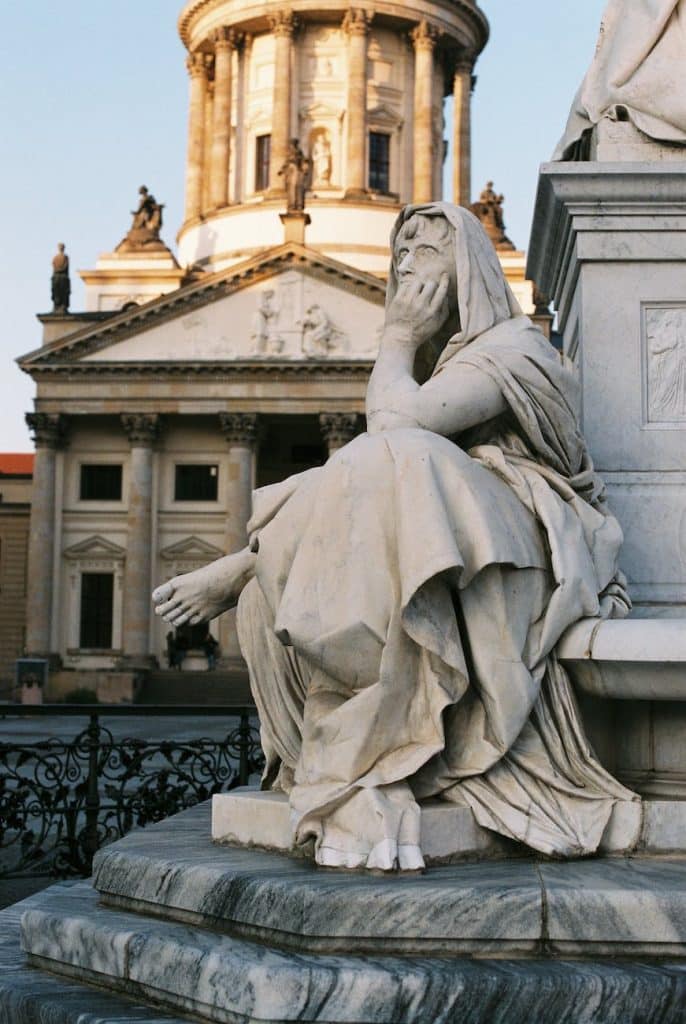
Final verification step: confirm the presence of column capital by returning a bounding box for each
[121,413,160,447]
[319,412,358,448]
[454,49,476,75]
[25,412,67,449]
[186,51,209,78]
[411,20,440,51]
[269,10,296,38]
[342,8,373,36]
[219,412,259,446]
[212,26,239,51]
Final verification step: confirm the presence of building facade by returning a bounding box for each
[19,0,547,684]
[0,454,33,692]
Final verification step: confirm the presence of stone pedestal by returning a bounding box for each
[6,802,686,1022]
[528,162,686,617]
[279,211,310,245]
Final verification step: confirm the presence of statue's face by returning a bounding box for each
[393,217,457,314]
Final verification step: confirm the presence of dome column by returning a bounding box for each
[268,11,295,195]
[210,28,237,210]
[343,8,372,199]
[185,52,209,222]
[412,21,439,204]
[452,54,474,207]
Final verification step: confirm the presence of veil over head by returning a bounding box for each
[388,202,522,371]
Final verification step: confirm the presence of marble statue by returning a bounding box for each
[554,0,686,159]
[153,202,638,871]
[51,243,70,313]
[279,139,310,211]
[250,290,284,355]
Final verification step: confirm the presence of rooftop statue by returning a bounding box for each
[554,0,686,159]
[469,181,515,251]
[153,203,637,871]
[116,185,167,252]
[50,243,70,314]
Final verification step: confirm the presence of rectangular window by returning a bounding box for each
[369,132,390,193]
[80,572,114,649]
[255,134,271,192]
[174,464,218,501]
[80,464,122,501]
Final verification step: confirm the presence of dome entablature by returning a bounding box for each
[179,1,488,57]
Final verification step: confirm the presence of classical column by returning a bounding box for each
[219,413,258,662]
[202,70,215,215]
[343,8,372,199]
[184,51,208,222]
[319,412,358,456]
[25,413,67,660]
[268,11,295,194]
[412,21,438,204]
[120,414,159,667]
[452,53,475,208]
[210,28,237,210]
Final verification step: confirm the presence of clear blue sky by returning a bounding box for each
[0,0,604,451]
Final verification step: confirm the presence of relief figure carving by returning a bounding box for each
[647,306,686,420]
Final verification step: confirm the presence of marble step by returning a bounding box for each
[89,803,686,959]
[0,883,189,1023]
[17,879,686,1024]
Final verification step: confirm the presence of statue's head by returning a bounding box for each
[139,185,148,196]
[392,212,458,317]
[57,242,65,252]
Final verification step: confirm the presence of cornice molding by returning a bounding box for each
[24,360,374,379]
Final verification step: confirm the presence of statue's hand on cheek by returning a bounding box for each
[384,273,450,351]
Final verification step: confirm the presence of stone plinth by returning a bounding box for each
[527,163,686,616]
[4,802,686,1022]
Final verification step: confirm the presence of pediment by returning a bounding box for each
[160,537,225,561]
[368,104,403,129]
[19,244,385,370]
[64,536,126,561]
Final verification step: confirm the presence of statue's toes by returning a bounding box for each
[152,581,174,604]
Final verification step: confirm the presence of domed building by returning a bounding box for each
[16,0,546,696]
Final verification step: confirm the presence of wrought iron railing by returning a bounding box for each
[0,705,263,880]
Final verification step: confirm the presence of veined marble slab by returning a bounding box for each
[16,880,686,1024]
[88,802,686,959]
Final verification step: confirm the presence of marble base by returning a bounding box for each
[6,804,686,1022]
[211,788,514,862]
[13,880,686,1024]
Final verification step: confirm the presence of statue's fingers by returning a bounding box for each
[429,274,450,313]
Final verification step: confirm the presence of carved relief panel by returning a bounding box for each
[643,303,686,424]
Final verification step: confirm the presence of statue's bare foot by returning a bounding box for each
[152,549,256,627]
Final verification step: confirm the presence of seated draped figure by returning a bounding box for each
[153,202,638,871]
